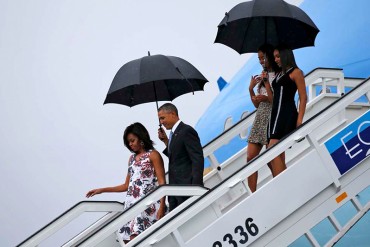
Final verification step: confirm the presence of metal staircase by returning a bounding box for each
[18,68,370,247]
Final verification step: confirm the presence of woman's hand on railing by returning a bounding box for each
[157,204,166,219]
[86,188,103,198]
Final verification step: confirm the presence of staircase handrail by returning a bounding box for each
[69,185,207,247]
[18,185,208,247]
[134,77,370,246]
[17,201,124,247]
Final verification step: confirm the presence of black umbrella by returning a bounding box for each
[215,0,319,54]
[104,53,208,111]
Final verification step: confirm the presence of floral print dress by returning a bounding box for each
[118,150,161,240]
[248,72,275,145]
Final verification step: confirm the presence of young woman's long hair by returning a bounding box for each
[123,122,154,152]
[275,46,298,74]
[258,44,280,91]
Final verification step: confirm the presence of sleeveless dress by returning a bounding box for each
[248,72,275,145]
[269,67,298,139]
[118,150,161,240]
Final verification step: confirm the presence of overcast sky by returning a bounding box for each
[0,1,300,246]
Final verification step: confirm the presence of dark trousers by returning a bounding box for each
[168,195,189,211]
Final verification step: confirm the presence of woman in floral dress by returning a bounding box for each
[86,122,166,242]
[247,44,279,192]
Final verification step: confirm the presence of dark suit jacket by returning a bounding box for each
[163,122,204,186]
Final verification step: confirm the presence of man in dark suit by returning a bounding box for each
[157,103,204,211]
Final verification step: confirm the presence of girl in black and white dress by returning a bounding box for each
[268,47,307,177]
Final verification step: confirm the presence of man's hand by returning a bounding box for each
[158,127,169,145]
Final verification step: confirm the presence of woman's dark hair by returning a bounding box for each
[275,45,298,74]
[258,44,280,73]
[257,44,280,91]
[123,122,154,152]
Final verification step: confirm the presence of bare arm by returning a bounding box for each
[86,157,132,198]
[264,81,274,103]
[150,150,166,219]
[249,75,260,108]
[292,68,307,127]
[85,173,130,198]
[255,94,271,104]
[260,70,273,103]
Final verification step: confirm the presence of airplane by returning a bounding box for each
[17,0,370,246]
[195,0,370,170]
[194,0,370,245]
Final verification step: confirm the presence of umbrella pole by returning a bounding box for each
[176,67,194,94]
[152,82,161,127]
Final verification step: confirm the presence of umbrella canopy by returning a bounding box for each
[104,54,208,108]
[215,0,320,54]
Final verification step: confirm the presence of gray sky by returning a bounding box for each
[0,1,300,246]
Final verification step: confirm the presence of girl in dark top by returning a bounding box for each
[268,47,307,177]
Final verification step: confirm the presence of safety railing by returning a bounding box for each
[17,185,208,247]
[283,178,370,247]
[74,185,208,246]
[134,76,370,246]
[17,69,369,247]
[17,201,124,247]
[326,200,370,246]
[202,68,366,191]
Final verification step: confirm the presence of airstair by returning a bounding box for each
[18,68,370,247]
